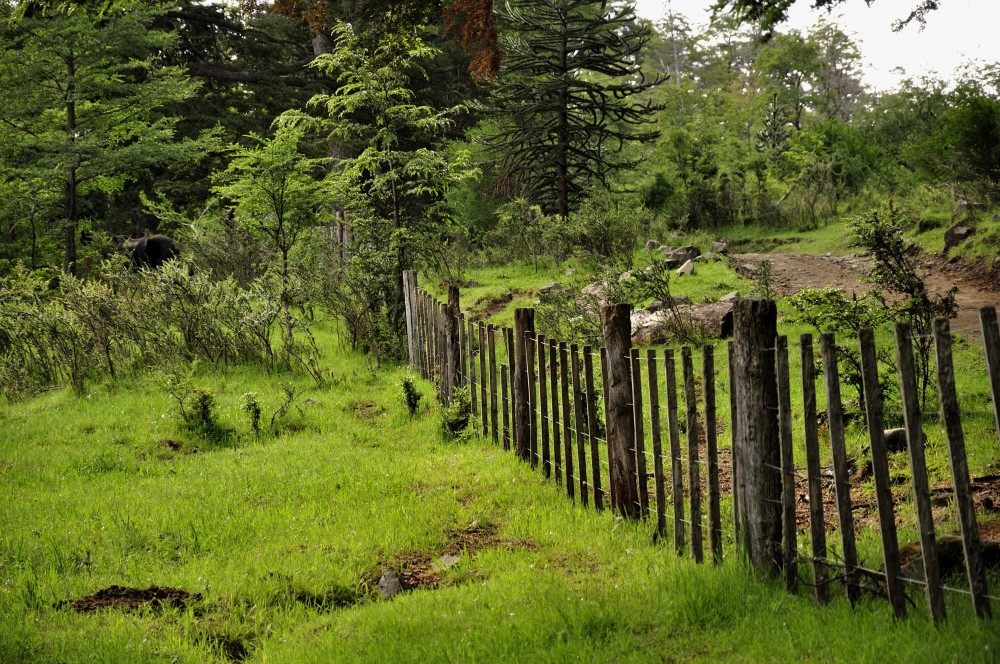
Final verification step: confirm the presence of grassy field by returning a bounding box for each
[2,318,1000,663]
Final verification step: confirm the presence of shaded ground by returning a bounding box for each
[732,253,1000,339]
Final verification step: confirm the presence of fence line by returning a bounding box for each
[402,271,997,621]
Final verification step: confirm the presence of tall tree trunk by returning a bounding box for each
[63,51,78,275]
[556,21,569,220]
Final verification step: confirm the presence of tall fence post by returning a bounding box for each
[602,304,639,520]
[403,271,418,370]
[935,318,993,619]
[513,308,535,462]
[732,298,781,577]
[445,285,461,404]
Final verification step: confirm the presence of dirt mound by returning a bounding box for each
[59,585,201,613]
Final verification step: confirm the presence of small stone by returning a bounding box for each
[647,299,666,313]
[539,282,564,295]
[377,571,403,599]
[464,280,480,288]
[644,239,661,251]
[676,259,694,276]
[672,295,691,306]
[432,554,461,572]
[720,291,739,304]
[696,252,722,262]
[565,268,576,276]
[712,241,728,254]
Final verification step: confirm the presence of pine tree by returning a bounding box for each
[478,0,665,218]
[0,1,211,273]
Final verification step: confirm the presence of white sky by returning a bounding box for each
[634,0,1000,91]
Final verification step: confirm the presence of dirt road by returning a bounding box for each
[732,252,1000,339]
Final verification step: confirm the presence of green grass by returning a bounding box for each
[2,324,1000,662]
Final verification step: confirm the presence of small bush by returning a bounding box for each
[401,375,423,418]
[241,392,262,435]
[440,387,471,439]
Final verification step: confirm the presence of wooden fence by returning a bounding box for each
[402,271,999,622]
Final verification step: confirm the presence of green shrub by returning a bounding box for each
[440,387,471,439]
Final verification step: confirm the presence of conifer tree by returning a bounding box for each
[478,0,664,218]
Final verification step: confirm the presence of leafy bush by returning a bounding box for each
[401,374,423,418]
[440,386,471,439]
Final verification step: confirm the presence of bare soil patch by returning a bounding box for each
[732,252,1000,338]
[59,585,201,613]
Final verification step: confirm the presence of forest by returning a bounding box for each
[1,0,998,386]
[2,0,1000,661]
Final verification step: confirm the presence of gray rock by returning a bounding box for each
[676,259,694,276]
[432,554,461,572]
[378,571,403,599]
[944,223,974,250]
[720,291,739,304]
[565,268,576,277]
[539,282,564,295]
[696,252,722,262]
[464,280,480,288]
[884,428,923,454]
[666,245,701,265]
[644,239,661,251]
[672,295,691,306]
[647,300,666,313]
[712,241,728,254]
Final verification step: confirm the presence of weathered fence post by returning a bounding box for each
[403,271,418,370]
[895,323,945,623]
[800,334,829,605]
[602,304,639,520]
[513,308,535,462]
[934,318,993,619]
[775,336,797,592]
[445,285,461,404]
[981,306,1000,448]
[860,327,906,619]
[732,298,782,577]
[820,333,860,603]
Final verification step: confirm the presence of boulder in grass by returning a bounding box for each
[676,259,694,276]
[883,428,925,453]
[720,291,739,304]
[944,224,974,250]
[539,282,564,295]
[713,241,729,254]
[645,239,661,251]
[697,252,722,262]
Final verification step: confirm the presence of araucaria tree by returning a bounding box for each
[0,1,210,273]
[479,0,664,217]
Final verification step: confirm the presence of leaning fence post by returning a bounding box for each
[860,327,906,619]
[935,318,993,619]
[820,333,860,603]
[895,323,945,623]
[732,298,781,577]
[981,306,1000,450]
[602,303,639,520]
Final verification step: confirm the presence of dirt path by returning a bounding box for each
[732,252,1000,339]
